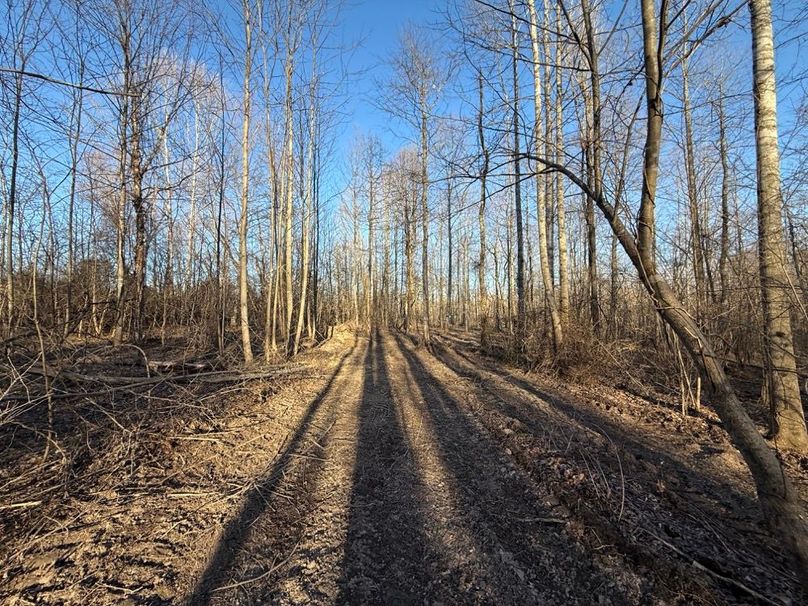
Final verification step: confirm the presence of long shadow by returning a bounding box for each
[427,337,800,599]
[392,333,636,604]
[442,325,721,427]
[186,338,360,605]
[435,337,759,515]
[336,330,439,605]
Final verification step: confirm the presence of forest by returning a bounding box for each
[1,0,807,603]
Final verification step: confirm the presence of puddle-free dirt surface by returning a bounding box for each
[2,329,804,605]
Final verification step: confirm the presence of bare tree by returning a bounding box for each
[748,0,808,452]
[384,27,447,345]
[526,0,562,352]
[238,0,254,364]
[507,0,526,340]
[527,0,808,578]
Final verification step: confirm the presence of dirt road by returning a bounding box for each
[189,330,644,605]
[3,330,803,605]
[184,330,803,605]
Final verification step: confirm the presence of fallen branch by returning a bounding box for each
[641,528,786,606]
[1,365,311,401]
[515,516,565,524]
[148,360,214,373]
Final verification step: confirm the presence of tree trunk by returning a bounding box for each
[579,0,603,335]
[282,17,297,353]
[186,104,199,293]
[66,67,84,338]
[531,0,808,580]
[238,0,254,364]
[113,24,132,347]
[367,143,377,325]
[420,105,431,345]
[293,50,317,356]
[717,85,731,307]
[554,7,570,327]
[749,0,808,452]
[682,54,708,322]
[637,0,663,279]
[216,58,227,354]
[509,3,526,340]
[405,184,414,334]
[527,0,562,352]
[477,74,490,348]
[447,179,453,326]
[5,64,23,333]
[130,112,147,341]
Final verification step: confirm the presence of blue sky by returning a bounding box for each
[330,0,805,151]
[2,0,805,263]
[336,0,437,154]
[330,0,807,204]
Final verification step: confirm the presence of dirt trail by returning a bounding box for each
[189,330,647,606]
[183,330,803,605]
[3,329,803,605]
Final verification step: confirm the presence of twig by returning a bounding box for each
[169,435,226,443]
[211,540,301,593]
[288,453,328,462]
[0,67,136,96]
[641,528,786,606]
[0,500,43,511]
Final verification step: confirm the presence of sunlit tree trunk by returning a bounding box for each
[554,6,570,327]
[420,103,431,345]
[282,30,296,354]
[113,34,131,346]
[748,0,808,452]
[238,0,254,364]
[185,104,199,293]
[404,179,414,333]
[293,44,318,356]
[420,102,431,347]
[526,0,562,352]
[160,117,174,346]
[259,11,280,360]
[215,57,227,354]
[130,105,147,341]
[447,179,453,326]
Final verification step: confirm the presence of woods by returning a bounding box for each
[1,0,807,602]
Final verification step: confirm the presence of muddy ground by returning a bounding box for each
[1,328,805,605]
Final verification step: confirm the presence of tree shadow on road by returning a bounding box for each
[434,338,760,515]
[392,332,636,605]
[336,329,448,605]
[185,338,359,605]
[426,336,799,601]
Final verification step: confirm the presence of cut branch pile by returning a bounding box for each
[0,345,312,565]
[1,357,310,403]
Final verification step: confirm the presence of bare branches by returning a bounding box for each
[0,66,136,96]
